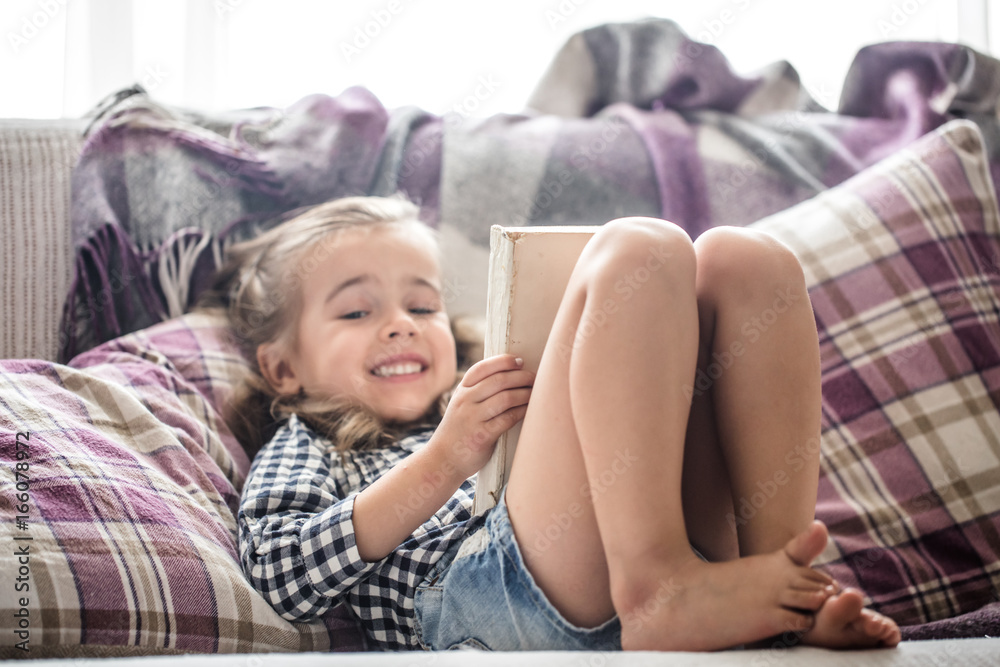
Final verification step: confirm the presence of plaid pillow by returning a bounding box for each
[750,119,1000,628]
[0,311,365,657]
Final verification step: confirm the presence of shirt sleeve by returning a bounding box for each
[237,419,386,622]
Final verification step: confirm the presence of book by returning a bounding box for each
[472,224,598,516]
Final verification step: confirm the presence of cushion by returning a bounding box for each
[0,311,366,657]
[750,119,1000,628]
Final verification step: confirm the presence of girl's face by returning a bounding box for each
[261,225,457,424]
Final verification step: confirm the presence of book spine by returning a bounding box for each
[473,225,516,516]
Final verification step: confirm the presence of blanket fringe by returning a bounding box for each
[156,230,222,320]
[58,224,167,363]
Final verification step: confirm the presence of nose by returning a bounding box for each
[383,307,418,340]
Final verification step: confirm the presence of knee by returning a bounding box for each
[693,227,805,300]
[583,217,697,291]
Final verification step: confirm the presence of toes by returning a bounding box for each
[862,610,902,647]
[838,588,865,612]
[802,589,902,650]
[884,623,902,647]
[776,608,814,633]
[820,589,865,626]
[781,588,830,612]
[784,520,830,566]
[800,567,835,587]
[861,610,883,634]
[790,580,836,595]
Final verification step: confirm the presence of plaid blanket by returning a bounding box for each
[60,19,1000,362]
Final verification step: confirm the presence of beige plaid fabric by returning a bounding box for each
[752,120,1000,625]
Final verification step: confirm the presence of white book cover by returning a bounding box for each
[472,224,597,516]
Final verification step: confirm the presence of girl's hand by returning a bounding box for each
[432,354,535,479]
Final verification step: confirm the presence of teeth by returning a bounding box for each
[373,362,423,377]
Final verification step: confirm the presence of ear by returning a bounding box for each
[257,341,302,396]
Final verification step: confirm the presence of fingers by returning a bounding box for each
[465,388,531,443]
[466,403,529,453]
[445,355,532,443]
[461,354,535,391]
[461,354,524,386]
[483,388,533,422]
[491,403,529,432]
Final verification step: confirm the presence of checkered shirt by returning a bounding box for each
[238,413,485,650]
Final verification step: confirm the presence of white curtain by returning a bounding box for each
[1,0,984,119]
[61,0,226,116]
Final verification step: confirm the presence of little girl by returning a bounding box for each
[215,195,901,652]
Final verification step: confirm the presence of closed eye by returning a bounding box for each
[342,308,434,319]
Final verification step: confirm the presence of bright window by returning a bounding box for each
[0,0,982,119]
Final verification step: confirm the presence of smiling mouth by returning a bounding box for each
[371,362,427,378]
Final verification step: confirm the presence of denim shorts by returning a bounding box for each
[413,486,622,651]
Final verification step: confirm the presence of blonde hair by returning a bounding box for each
[199,196,483,459]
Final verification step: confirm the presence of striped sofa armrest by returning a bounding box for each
[0,119,85,361]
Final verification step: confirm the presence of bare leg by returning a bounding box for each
[686,227,822,557]
[680,302,738,562]
[504,217,701,629]
[682,226,901,648]
[503,218,834,650]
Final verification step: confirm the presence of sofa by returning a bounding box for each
[2,19,1000,664]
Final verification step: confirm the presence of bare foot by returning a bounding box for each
[801,588,901,649]
[618,521,837,651]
